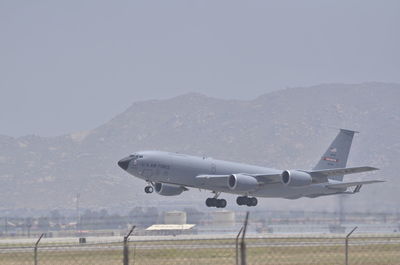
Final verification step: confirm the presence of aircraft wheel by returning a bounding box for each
[236,197,240,205]
[236,196,246,206]
[248,197,257,207]
[206,198,213,207]
[144,186,153,194]
[216,199,227,208]
[206,198,218,207]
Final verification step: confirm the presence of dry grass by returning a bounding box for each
[0,237,399,265]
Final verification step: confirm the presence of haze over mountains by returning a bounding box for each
[0,83,398,214]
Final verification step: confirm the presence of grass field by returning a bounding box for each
[0,236,399,265]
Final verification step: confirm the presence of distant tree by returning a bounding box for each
[37,217,49,231]
[144,207,159,225]
[128,207,144,218]
[50,210,63,224]
[99,209,108,219]
[127,207,159,227]
[25,217,33,237]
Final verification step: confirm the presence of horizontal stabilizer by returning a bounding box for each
[326,180,385,189]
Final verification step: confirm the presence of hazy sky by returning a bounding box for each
[1,0,399,137]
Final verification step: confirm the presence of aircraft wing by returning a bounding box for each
[326,180,385,189]
[195,167,380,188]
[251,173,282,184]
[195,174,230,187]
[253,167,379,184]
[195,173,282,187]
[308,166,378,180]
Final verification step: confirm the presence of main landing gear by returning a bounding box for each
[205,192,227,208]
[236,196,258,207]
[206,198,227,208]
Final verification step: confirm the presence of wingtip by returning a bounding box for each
[364,166,379,171]
[370,179,386,183]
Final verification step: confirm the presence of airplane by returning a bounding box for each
[117,129,384,208]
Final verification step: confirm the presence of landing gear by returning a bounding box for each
[236,196,258,207]
[144,185,154,194]
[205,191,227,208]
[205,198,227,208]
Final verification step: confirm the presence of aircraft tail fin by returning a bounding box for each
[313,129,357,181]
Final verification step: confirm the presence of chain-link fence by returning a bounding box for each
[0,241,123,265]
[1,234,399,265]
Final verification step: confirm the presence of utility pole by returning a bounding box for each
[76,193,80,236]
[5,217,8,236]
[339,195,344,225]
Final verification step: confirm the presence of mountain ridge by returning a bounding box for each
[0,82,398,213]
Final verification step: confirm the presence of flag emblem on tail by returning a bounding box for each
[323,157,339,162]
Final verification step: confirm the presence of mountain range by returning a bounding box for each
[0,82,399,214]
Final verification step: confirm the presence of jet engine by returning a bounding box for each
[281,170,312,186]
[228,174,258,192]
[154,183,185,196]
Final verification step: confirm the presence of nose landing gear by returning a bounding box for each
[144,185,154,194]
[236,196,258,207]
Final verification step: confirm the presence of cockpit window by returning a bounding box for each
[129,154,143,159]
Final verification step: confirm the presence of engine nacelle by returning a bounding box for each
[154,183,185,196]
[281,170,312,187]
[228,174,258,192]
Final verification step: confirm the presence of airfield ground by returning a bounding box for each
[0,234,399,265]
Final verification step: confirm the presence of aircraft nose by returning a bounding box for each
[117,157,131,170]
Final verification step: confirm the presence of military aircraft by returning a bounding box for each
[118,129,384,208]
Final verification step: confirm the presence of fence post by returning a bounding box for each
[240,212,250,265]
[123,226,136,265]
[34,233,44,265]
[345,226,357,265]
[236,226,244,265]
